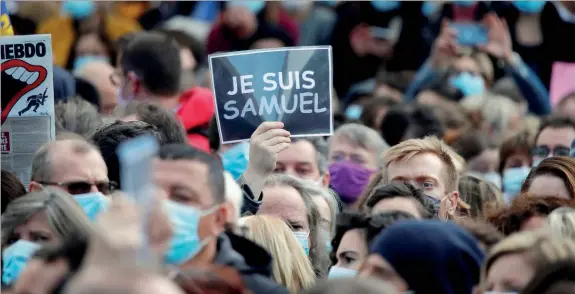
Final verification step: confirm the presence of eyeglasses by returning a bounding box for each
[531,145,571,159]
[39,181,118,195]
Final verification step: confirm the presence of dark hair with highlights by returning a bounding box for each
[485,194,575,235]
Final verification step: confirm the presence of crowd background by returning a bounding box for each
[2,1,575,294]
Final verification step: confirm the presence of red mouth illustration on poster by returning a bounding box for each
[1,59,47,124]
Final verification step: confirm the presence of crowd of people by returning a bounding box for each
[2,1,575,294]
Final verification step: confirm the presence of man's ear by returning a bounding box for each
[447,191,459,215]
[221,201,237,227]
[212,205,229,236]
[28,181,43,192]
[126,71,141,94]
[321,172,330,188]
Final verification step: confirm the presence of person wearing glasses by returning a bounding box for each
[532,116,575,166]
[28,139,116,196]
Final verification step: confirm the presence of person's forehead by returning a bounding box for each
[339,229,366,252]
[277,141,317,165]
[528,175,570,199]
[373,197,421,218]
[537,127,575,146]
[155,160,209,193]
[50,149,108,181]
[386,153,445,180]
[260,185,308,223]
[330,136,369,154]
[158,158,208,171]
[15,211,52,233]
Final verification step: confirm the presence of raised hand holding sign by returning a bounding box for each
[209,46,333,144]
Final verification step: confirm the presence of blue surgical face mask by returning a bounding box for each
[293,231,310,256]
[221,142,250,180]
[73,192,110,222]
[163,200,218,265]
[453,0,476,7]
[513,1,546,13]
[2,240,41,285]
[424,194,441,214]
[424,194,449,220]
[319,1,338,7]
[371,1,400,12]
[73,55,110,73]
[449,72,485,97]
[483,172,502,190]
[532,158,543,168]
[282,0,311,12]
[328,266,357,279]
[421,1,440,17]
[62,0,96,19]
[227,0,265,13]
[345,104,363,120]
[502,166,531,203]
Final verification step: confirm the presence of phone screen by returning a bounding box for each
[117,134,159,263]
[450,22,488,46]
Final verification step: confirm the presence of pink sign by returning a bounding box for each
[550,61,575,107]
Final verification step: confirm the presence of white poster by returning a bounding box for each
[1,34,55,187]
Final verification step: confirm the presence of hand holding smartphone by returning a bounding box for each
[450,22,488,46]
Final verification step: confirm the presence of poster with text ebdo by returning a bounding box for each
[1,34,55,187]
[209,46,333,144]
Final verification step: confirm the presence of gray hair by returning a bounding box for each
[265,174,331,278]
[460,94,519,146]
[31,139,99,182]
[548,207,575,239]
[330,123,389,165]
[1,187,94,247]
[55,97,103,139]
[308,185,339,237]
[293,137,329,175]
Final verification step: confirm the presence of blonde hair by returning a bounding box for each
[548,207,575,239]
[241,215,316,292]
[381,136,460,192]
[481,230,575,285]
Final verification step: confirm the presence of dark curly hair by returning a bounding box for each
[485,194,575,236]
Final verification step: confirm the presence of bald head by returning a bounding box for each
[29,139,109,193]
[76,61,118,115]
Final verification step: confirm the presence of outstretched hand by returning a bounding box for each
[478,13,513,62]
[430,20,460,68]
